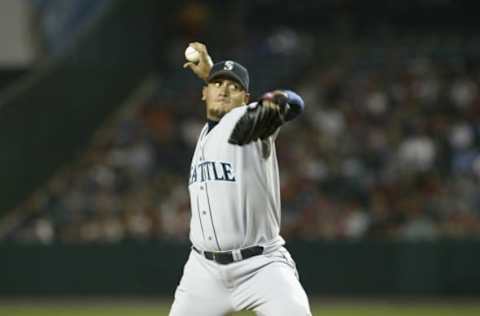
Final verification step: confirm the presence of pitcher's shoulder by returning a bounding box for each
[220,104,250,127]
[225,104,248,119]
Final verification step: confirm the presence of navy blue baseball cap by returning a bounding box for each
[207,60,250,91]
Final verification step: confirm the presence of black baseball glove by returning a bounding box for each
[228,91,289,145]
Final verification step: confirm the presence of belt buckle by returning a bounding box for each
[210,251,221,263]
[213,252,226,264]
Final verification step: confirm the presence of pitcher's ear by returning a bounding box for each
[202,86,207,101]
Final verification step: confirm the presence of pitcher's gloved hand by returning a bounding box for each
[229,91,289,145]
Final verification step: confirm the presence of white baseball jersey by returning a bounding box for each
[188,103,285,252]
[170,95,312,316]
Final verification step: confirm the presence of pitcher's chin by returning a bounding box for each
[207,108,226,121]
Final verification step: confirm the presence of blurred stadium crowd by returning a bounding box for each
[4,1,480,243]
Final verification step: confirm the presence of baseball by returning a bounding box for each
[185,46,200,63]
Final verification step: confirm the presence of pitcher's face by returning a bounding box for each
[202,77,250,121]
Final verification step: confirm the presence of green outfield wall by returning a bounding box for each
[1,240,479,296]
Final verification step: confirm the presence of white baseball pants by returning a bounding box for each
[169,246,312,316]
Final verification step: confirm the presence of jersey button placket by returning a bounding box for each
[198,140,220,250]
[198,180,213,246]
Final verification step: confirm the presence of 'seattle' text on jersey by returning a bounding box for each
[189,160,235,184]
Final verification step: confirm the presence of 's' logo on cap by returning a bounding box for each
[224,61,234,71]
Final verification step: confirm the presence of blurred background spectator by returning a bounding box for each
[1,0,480,244]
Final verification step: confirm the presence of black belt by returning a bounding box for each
[192,245,264,265]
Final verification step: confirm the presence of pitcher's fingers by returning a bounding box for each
[190,42,207,53]
[183,62,196,69]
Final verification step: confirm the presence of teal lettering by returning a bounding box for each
[212,162,225,180]
[221,162,235,182]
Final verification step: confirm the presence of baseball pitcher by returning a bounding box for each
[169,42,312,316]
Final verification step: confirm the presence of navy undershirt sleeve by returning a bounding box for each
[284,90,305,121]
